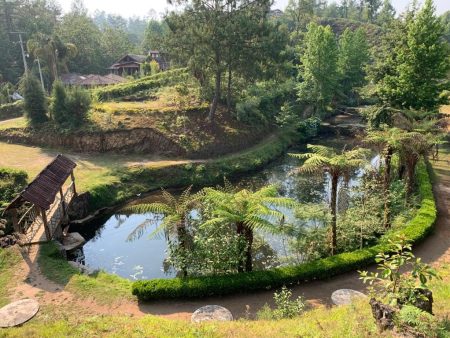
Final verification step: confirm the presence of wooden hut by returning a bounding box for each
[3,155,77,243]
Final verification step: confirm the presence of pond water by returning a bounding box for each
[70,135,379,280]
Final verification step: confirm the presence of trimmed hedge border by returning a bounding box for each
[131,159,436,301]
[93,68,189,101]
[88,132,295,211]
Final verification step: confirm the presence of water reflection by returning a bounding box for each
[72,136,377,280]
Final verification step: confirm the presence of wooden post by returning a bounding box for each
[41,207,51,240]
[70,171,77,197]
[10,209,20,233]
[59,187,66,215]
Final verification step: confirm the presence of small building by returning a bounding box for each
[108,52,170,76]
[4,155,77,243]
[60,73,127,87]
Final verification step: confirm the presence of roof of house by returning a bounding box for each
[60,73,127,86]
[5,155,77,211]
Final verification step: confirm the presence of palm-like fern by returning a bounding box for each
[125,186,203,277]
[364,128,409,228]
[290,144,369,255]
[202,185,298,272]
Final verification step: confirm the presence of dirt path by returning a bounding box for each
[8,144,449,321]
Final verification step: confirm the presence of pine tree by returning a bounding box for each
[372,0,449,110]
[50,80,67,125]
[20,74,47,125]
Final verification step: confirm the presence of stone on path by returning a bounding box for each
[0,299,39,328]
[191,305,233,323]
[331,289,367,306]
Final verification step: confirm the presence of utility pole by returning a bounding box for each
[35,58,45,92]
[10,32,28,74]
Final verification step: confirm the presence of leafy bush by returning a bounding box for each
[0,101,24,121]
[51,82,91,129]
[257,286,306,320]
[94,68,188,101]
[131,160,436,300]
[395,305,444,338]
[0,168,28,205]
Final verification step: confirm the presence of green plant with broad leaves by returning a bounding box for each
[359,235,440,307]
[257,286,305,320]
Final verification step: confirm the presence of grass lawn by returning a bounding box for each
[0,141,192,193]
[0,117,28,130]
[1,261,449,337]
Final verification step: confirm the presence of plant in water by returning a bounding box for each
[359,235,440,308]
[290,145,369,255]
[257,286,305,320]
[125,186,203,277]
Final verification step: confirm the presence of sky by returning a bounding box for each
[57,0,450,18]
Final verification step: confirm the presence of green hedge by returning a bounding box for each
[131,160,436,301]
[88,132,294,210]
[0,101,24,121]
[93,68,189,101]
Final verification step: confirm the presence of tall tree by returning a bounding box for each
[20,74,47,125]
[371,0,449,110]
[365,0,381,23]
[165,0,272,122]
[338,28,369,103]
[291,145,368,255]
[57,1,106,74]
[297,23,339,116]
[377,0,396,26]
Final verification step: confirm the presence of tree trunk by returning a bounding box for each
[405,158,417,199]
[177,223,188,277]
[383,147,393,229]
[330,174,339,255]
[226,62,232,113]
[208,69,221,122]
[244,226,254,272]
[236,221,245,273]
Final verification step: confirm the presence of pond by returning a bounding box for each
[70,135,379,280]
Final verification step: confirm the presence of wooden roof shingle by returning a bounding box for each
[5,155,76,211]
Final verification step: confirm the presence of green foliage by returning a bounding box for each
[236,79,296,126]
[257,286,306,320]
[370,0,449,110]
[360,235,439,307]
[0,101,24,121]
[0,168,27,206]
[337,28,369,104]
[395,305,445,337]
[0,247,21,307]
[20,74,47,125]
[51,82,91,129]
[131,160,435,301]
[297,22,339,116]
[93,68,188,101]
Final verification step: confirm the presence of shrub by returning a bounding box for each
[0,168,28,205]
[20,74,47,125]
[65,86,91,128]
[257,286,306,320]
[94,68,188,101]
[51,82,91,129]
[131,160,435,300]
[0,101,24,121]
[395,305,444,337]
